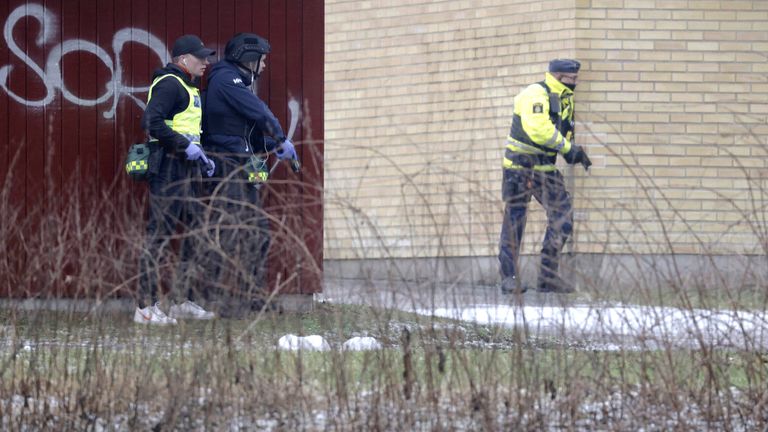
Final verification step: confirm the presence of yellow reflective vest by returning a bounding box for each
[503,72,575,172]
[147,74,202,146]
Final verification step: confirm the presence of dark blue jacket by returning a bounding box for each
[202,59,285,155]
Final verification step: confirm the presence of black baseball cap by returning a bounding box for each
[549,58,581,73]
[172,35,216,59]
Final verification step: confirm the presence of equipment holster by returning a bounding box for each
[146,142,164,178]
[244,155,269,183]
[124,140,164,181]
[502,168,535,203]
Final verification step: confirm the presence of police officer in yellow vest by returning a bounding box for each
[499,59,592,294]
[135,35,217,324]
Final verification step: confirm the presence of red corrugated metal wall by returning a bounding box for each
[0,0,324,296]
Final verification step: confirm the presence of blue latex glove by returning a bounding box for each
[275,139,297,161]
[185,143,205,161]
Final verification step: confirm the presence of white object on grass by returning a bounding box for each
[342,336,382,351]
[133,304,177,325]
[278,334,330,351]
[168,300,215,320]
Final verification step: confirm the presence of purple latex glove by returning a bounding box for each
[185,143,205,161]
[275,139,297,161]
[201,155,215,177]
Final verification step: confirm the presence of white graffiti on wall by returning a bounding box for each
[0,3,169,119]
[0,3,304,136]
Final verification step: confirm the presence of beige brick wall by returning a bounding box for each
[575,0,768,255]
[325,0,768,260]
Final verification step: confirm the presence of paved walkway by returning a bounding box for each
[321,277,768,351]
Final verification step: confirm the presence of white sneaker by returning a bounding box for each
[168,301,215,320]
[133,304,177,325]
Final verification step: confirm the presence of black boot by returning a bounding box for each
[537,273,575,293]
[537,246,575,293]
[500,276,528,294]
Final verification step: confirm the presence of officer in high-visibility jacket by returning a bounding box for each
[499,59,591,294]
[135,35,217,324]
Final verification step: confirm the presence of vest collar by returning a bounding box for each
[166,63,199,87]
[544,72,572,96]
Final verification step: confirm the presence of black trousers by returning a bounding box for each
[498,168,573,284]
[204,153,271,304]
[138,153,205,308]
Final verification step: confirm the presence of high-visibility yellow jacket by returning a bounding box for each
[503,72,575,172]
[146,72,203,149]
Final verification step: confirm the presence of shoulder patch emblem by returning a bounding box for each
[233,78,243,85]
[532,103,544,114]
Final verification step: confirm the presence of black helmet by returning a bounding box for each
[225,32,271,63]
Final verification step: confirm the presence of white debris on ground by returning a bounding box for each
[417,303,768,349]
[277,335,383,351]
[342,336,382,351]
[277,334,331,351]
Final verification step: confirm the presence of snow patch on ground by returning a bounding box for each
[416,303,768,349]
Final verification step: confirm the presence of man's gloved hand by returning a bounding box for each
[275,139,297,161]
[201,155,215,177]
[185,142,205,161]
[580,152,592,171]
[564,145,592,171]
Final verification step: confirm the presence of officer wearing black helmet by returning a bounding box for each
[498,59,591,295]
[202,32,296,314]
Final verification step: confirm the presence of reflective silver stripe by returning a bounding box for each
[543,129,559,146]
[506,143,540,155]
[506,136,547,155]
[553,136,566,152]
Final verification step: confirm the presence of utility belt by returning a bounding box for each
[208,149,269,184]
[149,140,186,160]
[161,149,181,160]
[159,147,198,165]
[503,149,556,171]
